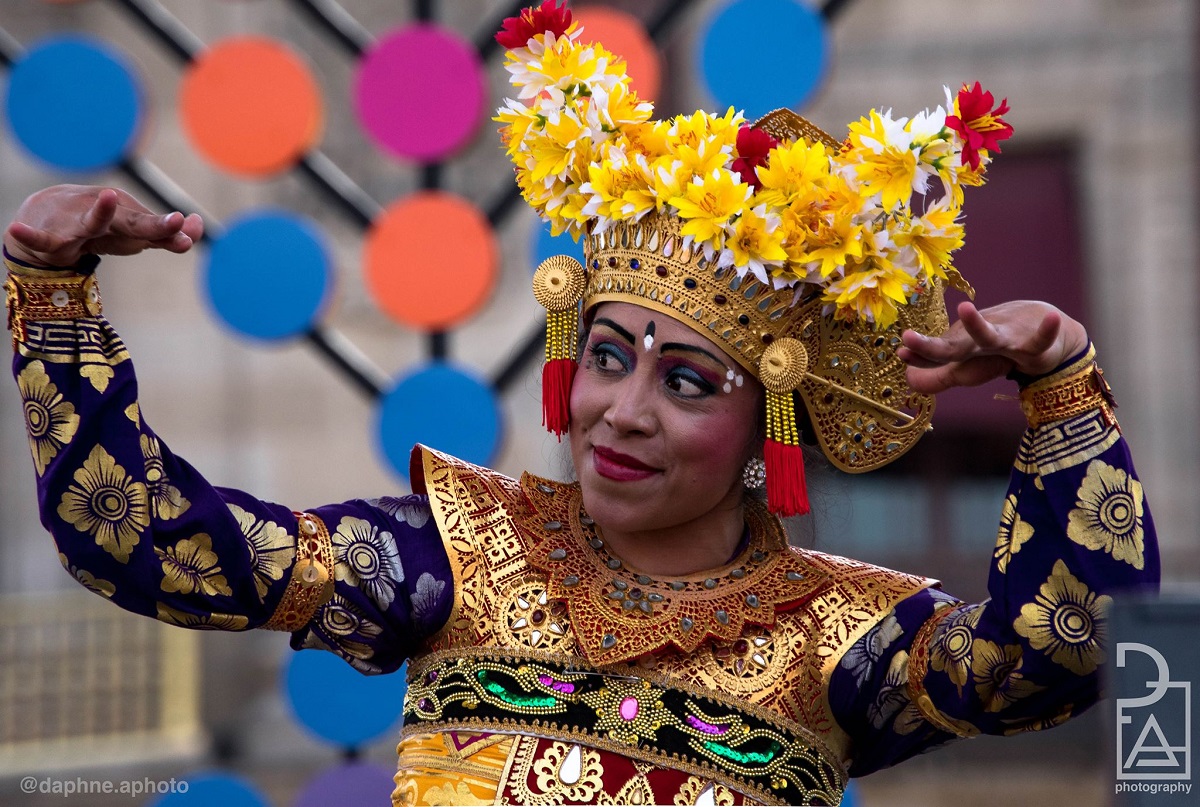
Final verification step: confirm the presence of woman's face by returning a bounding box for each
[568,302,762,537]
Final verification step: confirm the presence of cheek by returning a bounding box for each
[673,399,758,477]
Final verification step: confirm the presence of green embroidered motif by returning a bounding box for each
[703,739,782,765]
[477,669,558,708]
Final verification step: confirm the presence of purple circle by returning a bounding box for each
[354,24,486,162]
[293,761,396,807]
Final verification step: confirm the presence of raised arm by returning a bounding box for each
[828,301,1159,774]
[5,185,453,675]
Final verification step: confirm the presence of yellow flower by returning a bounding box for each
[929,603,984,694]
[892,203,964,280]
[581,143,656,224]
[1014,559,1111,675]
[494,98,540,159]
[754,139,829,208]
[800,212,865,280]
[822,259,912,330]
[666,107,741,155]
[720,206,787,283]
[854,146,920,211]
[156,603,248,631]
[141,434,190,521]
[970,639,1043,712]
[157,533,233,597]
[1067,460,1146,570]
[622,120,670,161]
[57,444,149,564]
[527,112,588,184]
[993,494,1034,573]
[669,168,751,245]
[667,135,733,187]
[17,361,79,476]
[228,503,294,602]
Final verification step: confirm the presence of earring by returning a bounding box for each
[742,457,766,489]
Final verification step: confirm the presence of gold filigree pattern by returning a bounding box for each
[56,444,149,563]
[500,579,570,652]
[993,494,1033,574]
[673,777,737,806]
[522,475,830,666]
[508,739,606,805]
[17,360,78,475]
[412,445,935,781]
[141,434,190,521]
[1013,559,1111,675]
[1066,460,1145,569]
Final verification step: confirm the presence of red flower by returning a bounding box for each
[731,126,780,189]
[946,82,1013,170]
[495,1,573,50]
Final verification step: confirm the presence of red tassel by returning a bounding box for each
[542,357,576,439]
[764,438,810,517]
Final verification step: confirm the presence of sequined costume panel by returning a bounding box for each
[406,445,936,804]
[10,311,455,673]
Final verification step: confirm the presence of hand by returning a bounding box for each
[899,300,1089,394]
[4,185,204,268]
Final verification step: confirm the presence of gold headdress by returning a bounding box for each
[497,1,1013,516]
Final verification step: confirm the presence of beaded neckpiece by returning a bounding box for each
[520,474,830,666]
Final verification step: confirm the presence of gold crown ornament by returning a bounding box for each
[498,1,1013,517]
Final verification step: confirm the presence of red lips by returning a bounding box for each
[592,445,660,481]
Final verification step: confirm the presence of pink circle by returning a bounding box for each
[354,24,486,162]
[619,697,639,721]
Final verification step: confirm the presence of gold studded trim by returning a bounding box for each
[1018,346,1117,430]
[261,510,334,632]
[6,264,102,350]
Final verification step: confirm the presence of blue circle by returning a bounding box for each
[203,210,331,340]
[5,36,143,171]
[147,772,267,807]
[533,218,585,274]
[699,0,828,119]
[284,650,408,747]
[377,362,502,481]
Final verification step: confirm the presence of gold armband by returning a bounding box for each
[5,260,103,349]
[1019,358,1117,429]
[262,511,335,632]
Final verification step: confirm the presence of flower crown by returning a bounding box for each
[497,1,1013,517]
[497,1,1012,331]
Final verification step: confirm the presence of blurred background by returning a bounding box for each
[0,0,1195,805]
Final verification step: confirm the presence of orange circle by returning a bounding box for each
[575,8,661,102]
[180,37,322,176]
[364,192,498,330]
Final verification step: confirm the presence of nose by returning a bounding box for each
[603,371,658,436]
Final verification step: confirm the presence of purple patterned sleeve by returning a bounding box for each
[10,303,453,675]
[829,346,1160,775]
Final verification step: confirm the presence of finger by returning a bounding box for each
[957,302,1006,351]
[110,207,187,241]
[78,190,119,235]
[7,222,65,254]
[1023,309,1061,356]
[179,213,204,243]
[896,346,943,369]
[900,327,976,364]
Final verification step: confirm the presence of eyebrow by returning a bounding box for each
[659,342,729,368]
[592,317,636,344]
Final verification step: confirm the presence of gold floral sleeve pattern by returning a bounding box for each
[829,346,1158,776]
[9,261,454,654]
